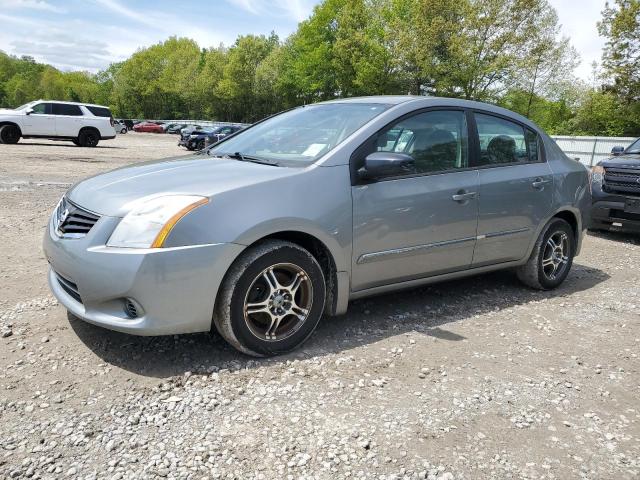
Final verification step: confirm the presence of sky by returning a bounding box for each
[0,0,607,81]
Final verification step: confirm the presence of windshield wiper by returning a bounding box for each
[224,152,280,167]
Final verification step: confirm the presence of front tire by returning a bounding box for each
[77,129,100,147]
[0,125,21,144]
[214,240,326,357]
[517,218,575,290]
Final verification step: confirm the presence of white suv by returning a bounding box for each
[0,100,117,147]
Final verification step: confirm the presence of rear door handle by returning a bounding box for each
[532,178,551,189]
[452,191,477,202]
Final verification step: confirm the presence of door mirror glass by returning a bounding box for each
[359,152,415,179]
[611,146,625,156]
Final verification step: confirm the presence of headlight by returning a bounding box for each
[107,195,208,248]
[591,165,604,183]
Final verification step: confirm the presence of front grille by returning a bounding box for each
[54,272,82,304]
[53,197,100,238]
[603,167,640,197]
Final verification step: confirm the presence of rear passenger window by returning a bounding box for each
[375,110,469,174]
[52,104,83,116]
[475,114,528,165]
[86,106,112,117]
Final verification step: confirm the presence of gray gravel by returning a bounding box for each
[1,135,639,479]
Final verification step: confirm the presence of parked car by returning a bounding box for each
[43,96,590,357]
[120,119,135,130]
[179,125,245,150]
[113,120,127,134]
[0,100,116,147]
[162,123,185,133]
[166,123,187,134]
[133,122,164,133]
[590,138,640,232]
[179,124,203,137]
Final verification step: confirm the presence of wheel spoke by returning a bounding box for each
[542,257,555,267]
[262,268,281,292]
[547,238,558,251]
[290,304,309,321]
[265,314,283,339]
[287,272,305,296]
[245,300,270,315]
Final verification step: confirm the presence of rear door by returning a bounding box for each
[351,109,479,291]
[472,112,553,266]
[52,103,84,137]
[21,102,55,135]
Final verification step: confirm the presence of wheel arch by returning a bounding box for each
[524,207,584,261]
[78,126,101,139]
[0,121,22,135]
[240,230,345,316]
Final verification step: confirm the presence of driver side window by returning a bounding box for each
[31,103,49,114]
[375,110,469,174]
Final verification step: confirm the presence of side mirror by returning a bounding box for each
[25,108,34,115]
[358,152,415,180]
[611,146,625,156]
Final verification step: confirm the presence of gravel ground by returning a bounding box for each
[0,134,639,480]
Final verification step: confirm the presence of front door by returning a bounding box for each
[351,110,479,291]
[21,102,55,135]
[471,112,553,265]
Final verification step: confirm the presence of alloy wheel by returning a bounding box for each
[243,263,313,342]
[541,231,570,280]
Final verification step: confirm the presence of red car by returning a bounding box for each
[133,122,164,133]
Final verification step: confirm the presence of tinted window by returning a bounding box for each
[475,114,528,165]
[31,103,48,114]
[525,128,540,162]
[375,110,469,174]
[52,104,83,116]
[86,106,112,117]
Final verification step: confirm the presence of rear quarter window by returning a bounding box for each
[85,106,112,117]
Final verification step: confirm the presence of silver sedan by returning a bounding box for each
[43,96,590,356]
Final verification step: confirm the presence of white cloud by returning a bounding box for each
[226,0,315,22]
[0,0,66,13]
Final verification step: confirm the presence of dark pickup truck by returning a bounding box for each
[590,138,640,232]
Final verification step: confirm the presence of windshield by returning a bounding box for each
[208,103,390,165]
[625,138,640,153]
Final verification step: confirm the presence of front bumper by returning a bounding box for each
[43,213,244,336]
[591,185,640,231]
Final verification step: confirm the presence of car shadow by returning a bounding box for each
[9,142,125,149]
[69,261,609,379]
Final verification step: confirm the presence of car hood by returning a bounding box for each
[600,154,640,168]
[67,154,299,217]
[0,108,19,115]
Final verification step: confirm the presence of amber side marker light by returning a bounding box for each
[151,198,209,248]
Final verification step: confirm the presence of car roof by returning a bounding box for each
[33,99,111,109]
[319,95,539,132]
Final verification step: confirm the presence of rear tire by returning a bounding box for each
[0,125,21,144]
[214,240,326,357]
[77,129,100,147]
[517,218,575,290]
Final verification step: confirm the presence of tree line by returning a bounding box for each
[0,0,638,137]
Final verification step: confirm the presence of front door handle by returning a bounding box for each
[532,178,551,189]
[452,191,477,202]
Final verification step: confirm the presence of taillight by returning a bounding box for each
[110,116,115,127]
